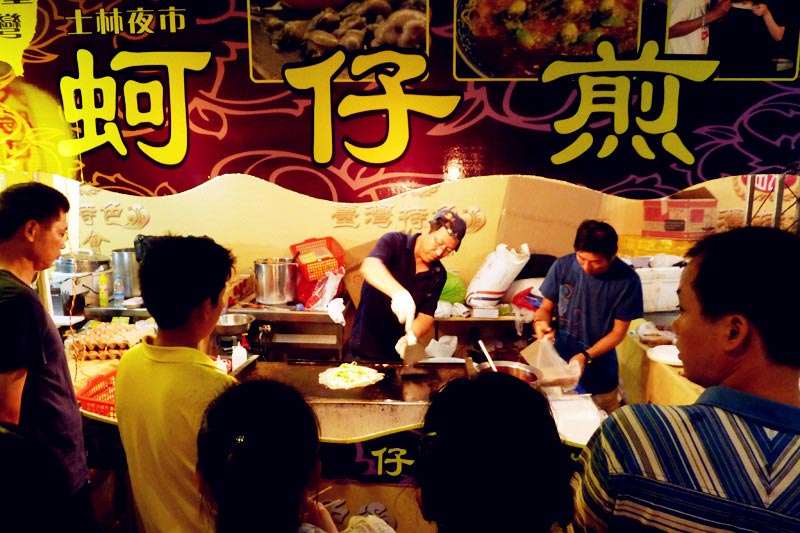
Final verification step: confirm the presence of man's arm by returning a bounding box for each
[534,297,556,341]
[571,318,631,367]
[410,312,434,340]
[753,4,785,41]
[0,369,27,425]
[360,256,406,298]
[361,256,416,333]
[669,0,731,38]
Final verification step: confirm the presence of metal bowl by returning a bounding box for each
[475,360,542,384]
[215,314,255,336]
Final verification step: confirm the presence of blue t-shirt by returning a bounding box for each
[0,270,88,496]
[539,254,643,394]
[349,232,447,361]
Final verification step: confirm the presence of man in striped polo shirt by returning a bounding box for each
[571,226,800,531]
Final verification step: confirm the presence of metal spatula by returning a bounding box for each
[402,333,428,367]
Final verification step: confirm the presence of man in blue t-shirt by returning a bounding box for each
[535,220,643,414]
[349,210,466,362]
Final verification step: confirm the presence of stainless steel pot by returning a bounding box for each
[476,360,543,385]
[111,248,141,298]
[254,258,297,304]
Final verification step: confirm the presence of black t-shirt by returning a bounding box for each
[0,270,88,495]
[349,233,447,361]
[712,0,799,78]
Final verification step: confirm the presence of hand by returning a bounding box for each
[390,290,416,332]
[534,320,554,341]
[569,353,589,372]
[302,498,337,533]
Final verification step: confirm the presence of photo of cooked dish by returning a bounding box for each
[456,0,641,79]
[249,0,429,82]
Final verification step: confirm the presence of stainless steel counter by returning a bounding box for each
[227,305,345,360]
[83,302,346,360]
[240,361,468,441]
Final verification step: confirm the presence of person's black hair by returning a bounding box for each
[0,182,70,241]
[573,219,618,259]
[686,226,800,368]
[416,372,574,532]
[138,235,234,329]
[197,380,320,533]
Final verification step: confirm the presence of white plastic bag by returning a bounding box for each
[308,266,345,310]
[434,300,453,318]
[466,243,531,308]
[425,335,458,358]
[521,337,580,390]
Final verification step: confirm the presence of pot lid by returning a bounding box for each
[55,250,111,272]
[59,250,110,261]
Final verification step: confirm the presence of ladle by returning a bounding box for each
[478,340,497,372]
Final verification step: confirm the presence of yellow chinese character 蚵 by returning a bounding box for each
[58,49,128,157]
[58,49,211,166]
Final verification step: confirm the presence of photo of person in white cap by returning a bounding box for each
[348,209,467,362]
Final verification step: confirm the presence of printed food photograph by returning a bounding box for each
[456,0,641,79]
[249,0,429,81]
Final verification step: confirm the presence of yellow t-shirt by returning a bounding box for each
[116,338,237,533]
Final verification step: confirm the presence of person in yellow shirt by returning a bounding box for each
[116,235,237,532]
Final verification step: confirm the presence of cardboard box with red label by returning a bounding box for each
[642,187,717,240]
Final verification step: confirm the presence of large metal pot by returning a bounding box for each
[111,248,141,298]
[53,250,112,306]
[254,258,297,304]
[476,360,543,385]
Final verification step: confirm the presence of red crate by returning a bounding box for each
[290,237,345,281]
[76,370,117,421]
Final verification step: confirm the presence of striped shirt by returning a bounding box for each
[571,386,800,532]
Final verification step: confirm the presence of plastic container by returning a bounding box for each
[76,370,117,421]
[113,275,125,306]
[290,237,345,281]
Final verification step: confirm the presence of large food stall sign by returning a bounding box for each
[1,1,798,202]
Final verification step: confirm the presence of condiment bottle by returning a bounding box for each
[98,272,109,307]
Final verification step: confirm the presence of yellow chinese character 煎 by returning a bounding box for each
[542,40,717,165]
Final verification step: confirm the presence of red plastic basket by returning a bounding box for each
[76,369,117,421]
[290,237,345,281]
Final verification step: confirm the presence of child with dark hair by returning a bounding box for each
[197,379,395,533]
[416,372,573,532]
[116,235,238,532]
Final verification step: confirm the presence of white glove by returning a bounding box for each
[395,335,408,358]
[390,290,416,332]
